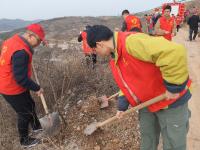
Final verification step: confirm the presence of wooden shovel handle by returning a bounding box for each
[98,93,166,127]
[107,92,119,101]
[32,64,49,114]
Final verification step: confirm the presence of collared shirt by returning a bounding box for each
[19,34,34,54]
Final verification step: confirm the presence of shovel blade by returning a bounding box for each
[84,122,98,136]
[98,95,109,109]
[39,112,61,136]
[100,100,109,109]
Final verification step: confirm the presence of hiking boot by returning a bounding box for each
[21,137,41,148]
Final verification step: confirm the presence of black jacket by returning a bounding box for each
[187,15,200,29]
[11,36,40,92]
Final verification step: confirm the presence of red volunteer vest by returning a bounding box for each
[159,16,175,41]
[125,15,142,31]
[110,32,191,112]
[176,17,182,26]
[81,31,93,55]
[0,34,32,95]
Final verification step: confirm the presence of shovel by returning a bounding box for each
[32,64,60,136]
[98,92,119,109]
[84,93,166,136]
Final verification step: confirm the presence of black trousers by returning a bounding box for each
[2,91,41,142]
[189,28,198,41]
[91,53,97,64]
[177,25,180,32]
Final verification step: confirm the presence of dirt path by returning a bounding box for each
[173,27,200,150]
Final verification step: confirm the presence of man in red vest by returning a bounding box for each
[0,24,45,148]
[86,25,191,150]
[155,5,176,41]
[121,9,142,32]
[78,26,97,68]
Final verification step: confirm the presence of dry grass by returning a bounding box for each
[0,39,118,149]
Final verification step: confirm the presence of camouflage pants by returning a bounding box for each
[139,103,191,150]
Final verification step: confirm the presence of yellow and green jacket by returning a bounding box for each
[112,32,191,111]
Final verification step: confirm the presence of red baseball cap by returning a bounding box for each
[26,23,45,42]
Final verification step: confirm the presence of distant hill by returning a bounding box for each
[0,19,42,32]
[0,16,123,41]
[0,0,199,42]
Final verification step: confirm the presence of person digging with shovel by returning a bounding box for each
[0,24,46,148]
[86,25,192,150]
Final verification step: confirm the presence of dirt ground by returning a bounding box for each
[173,27,200,150]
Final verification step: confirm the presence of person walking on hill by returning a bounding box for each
[86,25,192,150]
[0,24,45,148]
[187,10,200,41]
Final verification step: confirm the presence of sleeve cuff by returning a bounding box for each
[118,96,129,111]
[30,81,40,92]
[163,78,188,93]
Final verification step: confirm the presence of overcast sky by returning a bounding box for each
[0,0,173,20]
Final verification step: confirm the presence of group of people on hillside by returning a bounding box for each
[80,5,199,68]
[79,5,189,69]
[0,4,197,150]
[145,6,200,42]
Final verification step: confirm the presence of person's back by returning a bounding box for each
[125,15,141,31]
[121,10,142,32]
